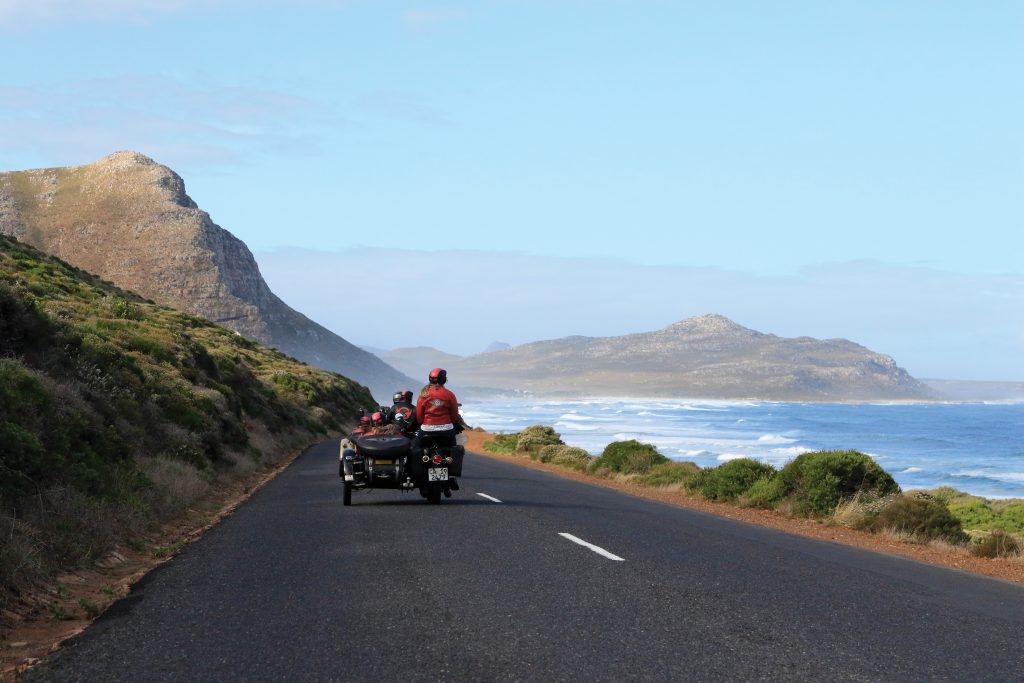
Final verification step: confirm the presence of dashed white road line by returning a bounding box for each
[476,493,502,503]
[558,533,626,561]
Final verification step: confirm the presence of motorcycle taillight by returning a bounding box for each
[432,454,442,465]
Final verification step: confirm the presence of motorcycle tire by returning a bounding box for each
[343,481,352,506]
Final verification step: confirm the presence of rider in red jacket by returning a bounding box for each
[415,368,462,492]
[416,372,459,431]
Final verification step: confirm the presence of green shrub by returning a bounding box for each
[78,597,101,619]
[537,444,559,462]
[482,433,519,454]
[548,445,593,469]
[742,475,787,509]
[105,296,142,320]
[595,440,668,474]
[869,495,967,543]
[775,450,899,517]
[993,505,1024,534]
[637,461,700,488]
[970,529,1022,558]
[949,501,997,530]
[690,459,777,501]
[585,458,612,478]
[516,425,562,452]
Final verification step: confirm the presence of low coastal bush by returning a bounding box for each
[538,444,592,469]
[998,506,1024,533]
[970,529,1022,558]
[947,500,1024,534]
[868,494,967,544]
[516,425,563,452]
[689,458,777,502]
[948,500,997,530]
[741,476,787,509]
[774,450,900,517]
[595,440,668,474]
[637,461,700,488]
[481,433,518,454]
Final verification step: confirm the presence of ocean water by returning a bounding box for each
[461,398,1024,499]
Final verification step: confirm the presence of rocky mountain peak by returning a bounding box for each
[666,313,759,337]
[0,152,415,401]
[96,150,159,169]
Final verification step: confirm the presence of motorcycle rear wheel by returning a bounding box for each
[343,481,352,506]
[427,481,442,504]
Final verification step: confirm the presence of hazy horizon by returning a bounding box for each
[2,1,1020,382]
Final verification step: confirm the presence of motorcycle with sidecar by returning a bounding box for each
[339,427,465,505]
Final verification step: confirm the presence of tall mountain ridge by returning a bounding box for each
[0,151,415,401]
[382,314,932,401]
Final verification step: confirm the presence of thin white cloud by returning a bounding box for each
[0,0,348,27]
[0,77,321,169]
[254,247,1024,382]
[354,89,456,129]
[401,7,465,27]
[0,0,211,25]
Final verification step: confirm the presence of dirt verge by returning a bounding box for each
[463,431,1024,586]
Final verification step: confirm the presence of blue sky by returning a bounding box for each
[1,1,1021,379]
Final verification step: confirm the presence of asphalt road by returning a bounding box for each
[25,442,1024,682]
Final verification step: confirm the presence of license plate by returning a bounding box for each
[428,467,448,481]
[372,460,393,466]
[344,475,354,481]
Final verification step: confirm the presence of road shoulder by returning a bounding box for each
[463,430,1024,586]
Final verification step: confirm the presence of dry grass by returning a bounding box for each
[830,493,901,531]
[970,530,1023,559]
[136,457,211,519]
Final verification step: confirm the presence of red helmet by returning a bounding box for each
[359,416,371,427]
[401,389,414,403]
[370,411,383,426]
[428,368,447,385]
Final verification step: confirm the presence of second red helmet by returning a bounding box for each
[428,368,447,385]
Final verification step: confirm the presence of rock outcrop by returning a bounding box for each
[443,314,932,400]
[0,151,415,401]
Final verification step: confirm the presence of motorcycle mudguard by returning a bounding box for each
[449,445,465,477]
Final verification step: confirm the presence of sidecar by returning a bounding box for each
[340,434,413,505]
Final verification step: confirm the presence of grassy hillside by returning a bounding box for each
[0,235,375,618]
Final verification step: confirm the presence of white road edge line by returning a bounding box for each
[558,533,626,561]
[477,493,503,503]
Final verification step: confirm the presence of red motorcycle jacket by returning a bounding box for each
[416,385,459,430]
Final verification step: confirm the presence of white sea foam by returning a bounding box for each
[558,413,596,421]
[957,469,1024,484]
[555,421,600,432]
[770,446,813,458]
[717,453,747,461]
[757,434,797,445]
[901,467,923,474]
